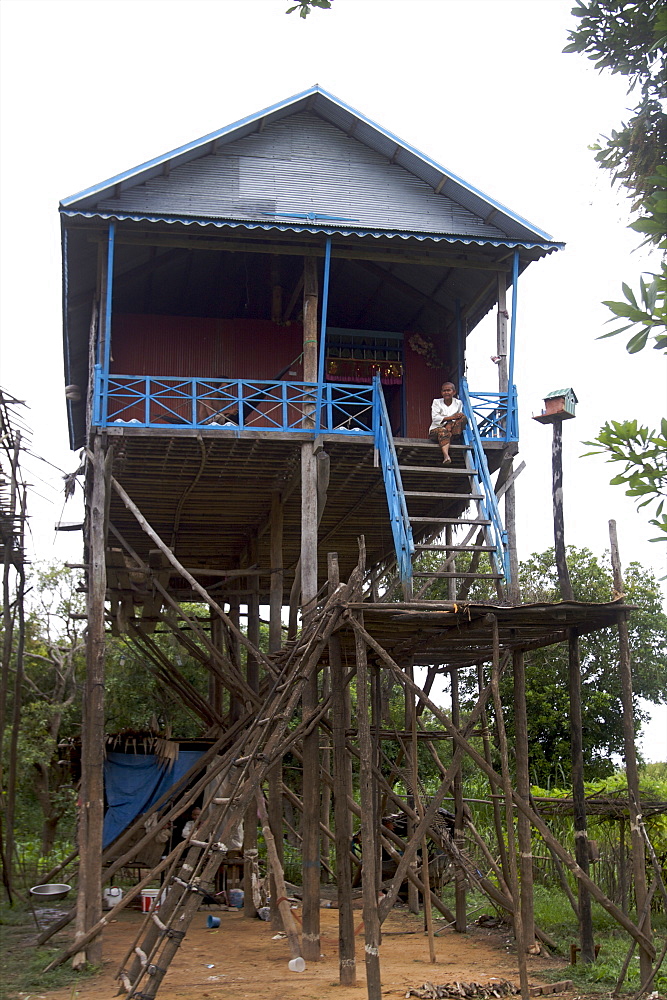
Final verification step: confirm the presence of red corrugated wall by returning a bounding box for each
[111,315,304,380]
[403,337,457,439]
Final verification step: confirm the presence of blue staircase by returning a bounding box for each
[373,377,510,597]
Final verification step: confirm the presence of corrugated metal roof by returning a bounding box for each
[61,209,562,254]
[60,86,559,248]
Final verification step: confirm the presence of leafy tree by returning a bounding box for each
[7,565,86,855]
[583,418,667,540]
[285,0,333,18]
[566,1,667,537]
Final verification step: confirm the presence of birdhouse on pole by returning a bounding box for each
[533,387,578,424]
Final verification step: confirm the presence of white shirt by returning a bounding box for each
[429,396,463,432]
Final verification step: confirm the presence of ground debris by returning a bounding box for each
[405,979,519,998]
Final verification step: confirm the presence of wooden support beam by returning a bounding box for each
[513,650,536,951]
[74,435,107,969]
[450,666,467,934]
[328,553,356,985]
[610,520,652,982]
[352,617,655,960]
[568,629,595,962]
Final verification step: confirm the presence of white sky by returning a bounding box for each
[0,0,665,761]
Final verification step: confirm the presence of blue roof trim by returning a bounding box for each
[59,85,557,245]
[60,208,564,254]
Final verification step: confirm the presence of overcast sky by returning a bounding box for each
[1,0,665,760]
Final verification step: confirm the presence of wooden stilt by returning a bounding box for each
[74,435,107,969]
[609,520,652,983]
[450,665,467,933]
[269,490,285,928]
[300,252,321,961]
[405,661,420,914]
[355,605,383,1000]
[328,552,356,985]
[568,628,595,962]
[513,650,536,950]
[477,663,512,894]
[489,619,529,999]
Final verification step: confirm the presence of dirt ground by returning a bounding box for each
[23,902,588,1000]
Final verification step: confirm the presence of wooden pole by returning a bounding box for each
[450,666,467,933]
[74,435,107,969]
[355,619,655,958]
[269,490,285,929]
[410,693,436,962]
[477,663,512,894]
[355,606,383,1000]
[405,661,420,914]
[256,792,304,965]
[300,253,321,960]
[609,519,652,983]
[244,573,260,919]
[568,628,595,961]
[552,420,573,601]
[328,552,356,985]
[513,650,536,951]
[496,273,520,603]
[489,619,529,1000]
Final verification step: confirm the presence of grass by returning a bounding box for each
[0,900,98,999]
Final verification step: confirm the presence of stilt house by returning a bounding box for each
[61,85,563,607]
[57,90,657,998]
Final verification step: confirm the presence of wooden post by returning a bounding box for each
[568,629,595,962]
[300,254,321,960]
[513,650,536,951]
[355,610,383,1000]
[74,435,107,968]
[450,666,467,933]
[269,491,283,654]
[490,618,529,1000]
[257,792,304,965]
[609,519,652,983]
[496,273,520,603]
[268,493,285,929]
[405,661,420,914]
[552,420,574,601]
[477,663,512,895]
[244,571,260,918]
[328,552,356,985]
[410,693,436,962]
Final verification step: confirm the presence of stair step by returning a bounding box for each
[414,544,495,552]
[413,572,503,580]
[404,491,483,500]
[399,465,475,476]
[410,516,492,525]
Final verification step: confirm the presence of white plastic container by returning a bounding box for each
[288,957,306,972]
[103,886,123,909]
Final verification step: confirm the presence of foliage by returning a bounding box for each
[583,418,667,540]
[566,2,667,538]
[285,0,332,18]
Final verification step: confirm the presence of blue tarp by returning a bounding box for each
[103,750,205,848]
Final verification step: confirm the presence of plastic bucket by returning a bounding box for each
[207,915,220,928]
[141,888,160,913]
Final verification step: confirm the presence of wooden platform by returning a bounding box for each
[104,427,506,603]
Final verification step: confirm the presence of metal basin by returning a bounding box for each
[30,883,71,902]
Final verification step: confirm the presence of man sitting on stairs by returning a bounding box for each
[428,382,467,464]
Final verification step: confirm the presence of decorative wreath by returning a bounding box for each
[407,333,444,370]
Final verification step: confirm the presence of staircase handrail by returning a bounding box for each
[460,378,510,583]
[372,375,414,585]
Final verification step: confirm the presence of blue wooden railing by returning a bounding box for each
[371,375,414,586]
[460,378,510,582]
